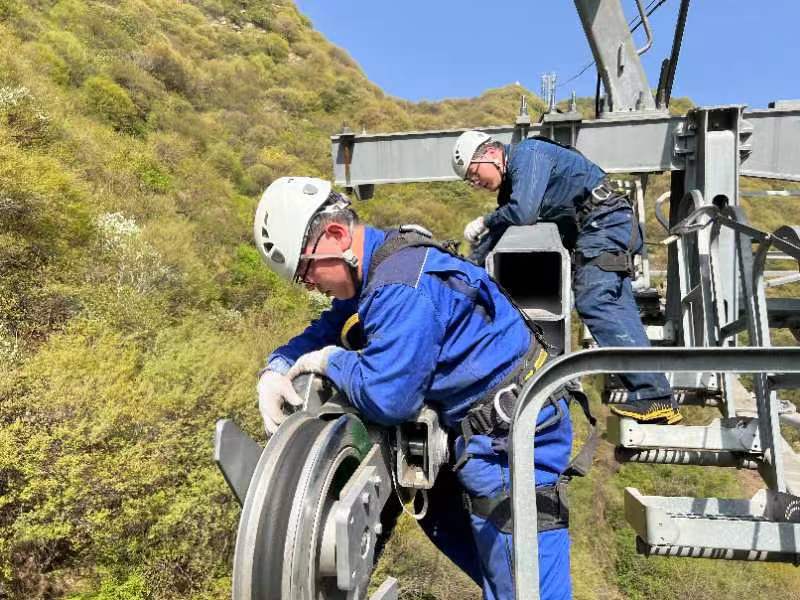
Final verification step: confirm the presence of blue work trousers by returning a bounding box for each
[573,206,672,402]
[418,415,572,599]
[573,263,672,401]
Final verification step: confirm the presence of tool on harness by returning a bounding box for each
[460,384,599,534]
[464,479,569,534]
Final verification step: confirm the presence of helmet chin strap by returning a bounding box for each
[341,238,361,295]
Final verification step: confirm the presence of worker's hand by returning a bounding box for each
[287,345,342,379]
[257,369,304,434]
[464,216,488,245]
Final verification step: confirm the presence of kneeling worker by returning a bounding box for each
[254,176,575,599]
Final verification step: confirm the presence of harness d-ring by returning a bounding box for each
[493,383,519,424]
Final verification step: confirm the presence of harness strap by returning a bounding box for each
[464,480,569,534]
[562,386,599,479]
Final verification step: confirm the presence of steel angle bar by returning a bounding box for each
[607,417,761,453]
[330,115,684,186]
[330,126,517,187]
[509,347,800,600]
[625,488,800,557]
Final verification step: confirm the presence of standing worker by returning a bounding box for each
[254,176,580,599]
[452,131,681,425]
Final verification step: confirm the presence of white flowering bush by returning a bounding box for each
[0,85,51,145]
[0,329,21,366]
[95,212,176,295]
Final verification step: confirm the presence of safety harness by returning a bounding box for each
[365,226,599,533]
[574,180,641,276]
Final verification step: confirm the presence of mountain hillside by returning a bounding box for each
[0,2,798,599]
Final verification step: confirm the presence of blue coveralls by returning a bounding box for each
[268,226,573,599]
[472,139,672,403]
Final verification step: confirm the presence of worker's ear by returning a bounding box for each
[324,222,352,249]
[486,145,504,166]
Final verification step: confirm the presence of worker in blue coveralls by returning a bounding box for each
[451,131,682,425]
[253,176,576,599]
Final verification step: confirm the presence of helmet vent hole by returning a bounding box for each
[271,249,285,264]
[264,242,274,253]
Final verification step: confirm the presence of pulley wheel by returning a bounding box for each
[232,412,373,600]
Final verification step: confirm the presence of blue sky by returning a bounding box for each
[295,1,799,111]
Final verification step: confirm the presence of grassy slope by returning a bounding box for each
[0,1,798,598]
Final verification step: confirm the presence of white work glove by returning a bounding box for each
[464,216,488,245]
[257,370,304,435]
[287,345,342,379]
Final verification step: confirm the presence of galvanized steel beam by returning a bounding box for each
[329,108,800,188]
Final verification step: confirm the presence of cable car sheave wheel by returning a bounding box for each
[217,375,400,600]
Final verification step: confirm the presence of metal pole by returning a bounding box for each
[633,0,654,55]
[664,0,691,106]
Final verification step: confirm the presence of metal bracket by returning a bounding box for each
[626,487,800,560]
[213,419,263,506]
[330,444,392,592]
[395,406,449,489]
[607,416,762,453]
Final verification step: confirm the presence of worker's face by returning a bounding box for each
[298,223,357,300]
[466,147,504,192]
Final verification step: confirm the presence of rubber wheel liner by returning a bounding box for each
[233,415,327,600]
[284,416,365,599]
[234,413,378,600]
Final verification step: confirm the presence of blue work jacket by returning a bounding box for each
[482,139,634,259]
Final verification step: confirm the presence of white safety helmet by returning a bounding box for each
[451,130,492,179]
[253,176,334,282]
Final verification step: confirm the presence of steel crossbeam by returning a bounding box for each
[329,107,800,192]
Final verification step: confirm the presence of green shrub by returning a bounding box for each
[262,32,289,62]
[82,76,143,135]
[68,572,149,600]
[42,30,92,86]
[142,42,192,96]
[320,78,358,113]
[133,157,172,194]
[0,0,18,20]
[222,244,280,310]
[29,42,71,86]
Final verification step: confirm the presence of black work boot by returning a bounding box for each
[610,398,683,424]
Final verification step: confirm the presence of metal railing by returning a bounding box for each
[509,347,800,600]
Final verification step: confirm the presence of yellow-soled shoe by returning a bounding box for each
[610,399,682,424]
